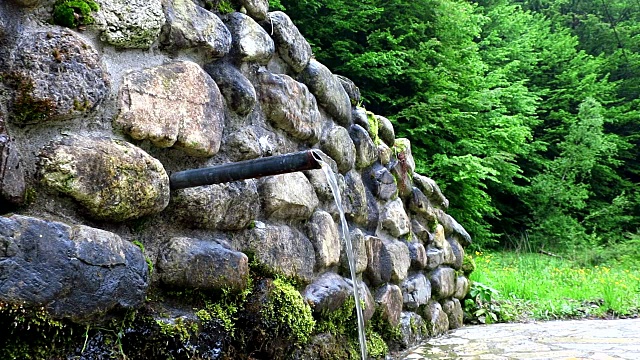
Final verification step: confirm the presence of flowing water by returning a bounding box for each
[315,156,368,360]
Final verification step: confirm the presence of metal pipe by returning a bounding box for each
[170,150,322,190]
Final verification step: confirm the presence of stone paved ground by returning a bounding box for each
[399,319,640,360]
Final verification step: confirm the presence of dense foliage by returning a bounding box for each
[271,0,640,253]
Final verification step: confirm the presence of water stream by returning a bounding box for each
[315,156,368,360]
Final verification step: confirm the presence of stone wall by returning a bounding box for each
[0,0,473,358]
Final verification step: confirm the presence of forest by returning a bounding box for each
[270,0,640,260]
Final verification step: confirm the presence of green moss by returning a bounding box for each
[204,0,235,14]
[52,0,100,29]
[365,330,388,359]
[262,278,315,344]
[10,75,56,123]
[462,253,476,276]
[132,240,154,275]
[366,110,383,145]
[155,317,194,342]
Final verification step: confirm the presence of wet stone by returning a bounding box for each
[260,172,319,221]
[0,215,148,322]
[262,11,312,73]
[349,124,378,169]
[454,276,470,300]
[336,75,361,106]
[115,61,224,157]
[158,237,249,292]
[343,170,369,225]
[302,272,351,314]
[299,59,352,126]
[39,136,169,222]
[398,312,428,350]
[372,165,398,201]
[7,29,109,123]
[414,173,449,210]
[340,228,368,275]
[95,0,165,48]
[429,267,456,299]
[380,198,411,238]
[234,224,315,284]
[257,70,321,142]
[239,0,269,20]
[442,298,463,329]
[320,126,356,174]
[375,283,403,328]
[401,273,431,311]
[306,210,341,270]
[205,62,257,117]
[365,236,410,285]
[376,115,395,147]
[222,127,262,161]
[0,115,25,205]
[161,0,232,58]
[408,242,428,270]
[223,12,274,64]
[171,180,259,231]
[422,300,449,337]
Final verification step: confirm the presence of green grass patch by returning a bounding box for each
[466,251,640,322]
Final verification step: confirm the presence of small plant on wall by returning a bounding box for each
[52,0,100,29]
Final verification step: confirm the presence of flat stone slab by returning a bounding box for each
[400,319,640,360]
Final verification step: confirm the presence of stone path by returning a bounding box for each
[399,319,640,360]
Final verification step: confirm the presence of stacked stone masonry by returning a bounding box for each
[0,0,473,358]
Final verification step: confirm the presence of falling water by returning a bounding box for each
[314,155,368,360]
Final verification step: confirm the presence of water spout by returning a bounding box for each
[169,150,322,190]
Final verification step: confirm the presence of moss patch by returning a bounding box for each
[52,0,100,29]
[261,277,315,344]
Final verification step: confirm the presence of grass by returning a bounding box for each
[467,251,640,322]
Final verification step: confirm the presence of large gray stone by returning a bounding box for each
[234,224,315,284]
[454,276,470,300]
[412,218,435,245]
[435,208,473,247]
[343,170,369,226]
[115,61,224,157]
[0,115,25,205]
[299,60,352,126]
[224,12,274,64]
[447,237,465,270]
[376,115,395,147]
[442,298,463,329]
[426,247,444,270]
[222,127,262,160]
[365,236,410,285]
[161,0,231,57]
[6,30,109,123]
[401,273,431,311]
[205,62,257,116]
[374,284,403,328]
[399,312,428,349]
[348,278,376,323]
[302,272,350,314]
[393,138,416,173]
[408,187,435,217]
[380,198,411,238]
[158,237,249,292]
[352,107,369,131]
[262,11,312,73]
[422,300,449,337]
[340,228,368,276]
[239,0,269,20]
[413,173,449,210]
[349,124,378,169]
[260,172,319,220]
[39,136,169,222]
[171,180,259,230]
[408,242,428,270]
[95,0,165,48]
[429,267,456,299]
[378,142,393,166]
[320,126,356,174]
[10,0,41,6]
[375,166,398,201]
[306,211,341,270]
[258,70,321,142]
[336,75,360,106]
[0,215,148,322]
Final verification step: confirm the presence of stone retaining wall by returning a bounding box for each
[0,0,473,358]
